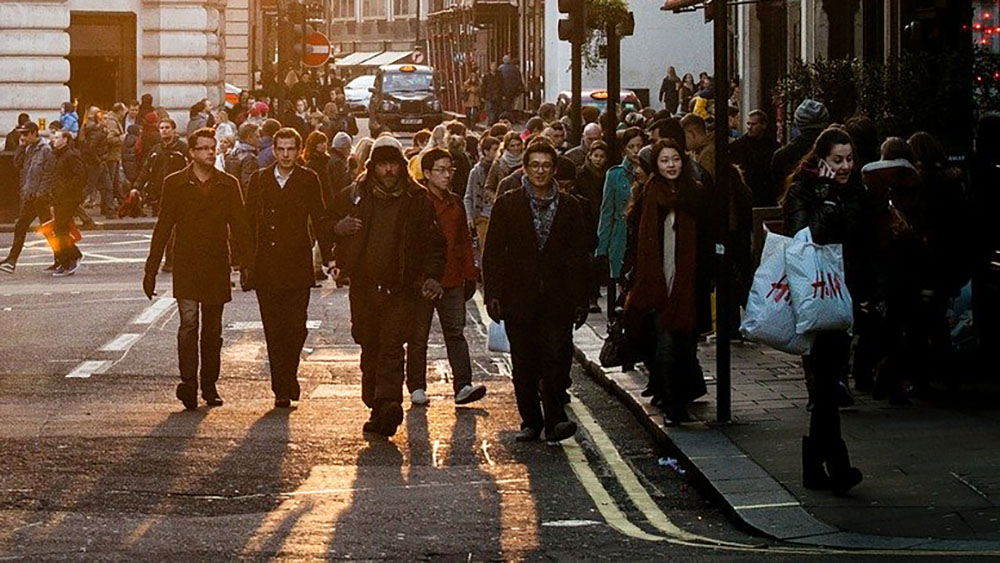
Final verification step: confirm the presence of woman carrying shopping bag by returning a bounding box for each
[782,126,882,496]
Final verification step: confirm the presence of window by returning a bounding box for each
[394,0,418,18]
[332,0,356,21]
[362,0,387,19]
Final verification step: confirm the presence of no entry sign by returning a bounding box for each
[303,32,331,67]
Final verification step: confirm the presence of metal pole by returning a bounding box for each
[604,22,620,165]
[714,0,731,424]
[570,21,582,142]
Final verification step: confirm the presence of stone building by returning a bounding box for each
[0,0,228,142]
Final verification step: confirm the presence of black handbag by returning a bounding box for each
[599,310,631,368]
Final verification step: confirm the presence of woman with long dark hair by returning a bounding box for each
[621,139,712,424]
[782,126,874,496]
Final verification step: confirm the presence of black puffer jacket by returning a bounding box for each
[782,162,883,303]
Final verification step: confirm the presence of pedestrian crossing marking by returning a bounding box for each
[99,333,143,352]
[66,360,112,379]
[131,297,175,324]
[226,320,322,330]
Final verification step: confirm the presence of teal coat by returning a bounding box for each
[595,158,637,278]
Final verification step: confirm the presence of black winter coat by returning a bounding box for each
[482,186,590,326]
[245,164,333,290]
[51,146,86,205]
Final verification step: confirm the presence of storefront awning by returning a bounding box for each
[360,50,413,67]
[334,51,381,67]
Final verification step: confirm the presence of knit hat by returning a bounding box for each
[794,99,829,131]
[250,101,270,116]
[332,131,352,150]
[367,135,407,167]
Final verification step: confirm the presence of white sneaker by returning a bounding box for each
[410,389,429,406]
[455,383,486,405]
[0,261,14,274]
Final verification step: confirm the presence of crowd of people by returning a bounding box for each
[4,64,998,485]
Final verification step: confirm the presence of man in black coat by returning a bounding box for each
[771,99,829,193]
[329,135,446,437]
[243,128,333,408]
[144,128,253,409]
[482,140,590,443]
[730,109,780,207]
[49,130,86,275]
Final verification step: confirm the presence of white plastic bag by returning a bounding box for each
[785,227,853,334]
[487,320,510,353]
[740,231,814,355]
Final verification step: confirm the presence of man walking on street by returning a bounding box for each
[49,130,86,276]
[1,122,54,274]
[243,128,333,408]
[482,140,590,443]
[405,148,486,407]
[143,128,253,410]
[135,117,189,216]
[730,109,780,207]
[330,135,446,437]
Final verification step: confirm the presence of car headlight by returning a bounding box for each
[381,100,399,112]
[426,99,441,112]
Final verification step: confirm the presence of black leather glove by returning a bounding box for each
[142,272,156,300]
[486,298,502,323]
[464,280,477,301]
[240,267,255,292]
[574,307,588,330]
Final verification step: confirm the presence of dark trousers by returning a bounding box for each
[642,319,704,407]
[85,161,113,214]
[5,197,52,265]
[257,287,310,401]
[406,286,473,394]
[506,315,573,433]
[176,299,224,396]
[350,285,410,409]
[807,331,851,446]
[52,201,83,268]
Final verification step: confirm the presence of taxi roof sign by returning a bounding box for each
[590,90,609,100]
[399,65,417,73]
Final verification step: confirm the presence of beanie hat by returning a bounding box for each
[332,132,352,150]
[794,99,829,130]
[367,135,407,167]
[555,157,577,182]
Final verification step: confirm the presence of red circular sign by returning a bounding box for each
[303,32,331,67]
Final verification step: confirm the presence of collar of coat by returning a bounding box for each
[180,163,225,186]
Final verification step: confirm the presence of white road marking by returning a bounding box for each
[131,297,176,324]
[99,333,143,352]
[227,320,322,330]
[66,360,112,379]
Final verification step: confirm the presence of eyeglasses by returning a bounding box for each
[430,166,455,174]
[527,162,554,171]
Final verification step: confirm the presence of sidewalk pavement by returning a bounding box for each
[574,308,1000,552]
[0,215,156,234]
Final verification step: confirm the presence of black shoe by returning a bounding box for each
[640,387,655,398]
[827,439,863,496]
[802,436,832,490]
[45,263,59,272]
[274,398,291,408]
[515,427,542,442]
[176,383,198,410]
[364,401,403,437]
[663,405,692,426]
[203,394,224,407]
[546,421,577,443]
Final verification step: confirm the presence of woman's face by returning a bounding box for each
[588,148,608,170]
[506,137,524,156]
[657,147,683,180]
[623,135,643,162]
[823,143,855,185]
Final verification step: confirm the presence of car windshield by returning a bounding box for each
[383,72,434,93]
[346,74,375,91]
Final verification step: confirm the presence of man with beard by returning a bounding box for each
[330,135,445,437]
[144,128,253,409]
[243,128,333,408]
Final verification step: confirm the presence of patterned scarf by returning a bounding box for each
[522,175,559,250]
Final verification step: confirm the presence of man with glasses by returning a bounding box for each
[405,148,487,407]
[482,140,590,443]
[730,109,779,207]
[143,128,253,410]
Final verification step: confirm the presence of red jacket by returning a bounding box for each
[427,188,479,288]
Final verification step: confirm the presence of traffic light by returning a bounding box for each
[279,1,307,68]
[558,0,585,44]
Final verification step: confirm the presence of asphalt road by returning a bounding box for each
[0,230,932,561]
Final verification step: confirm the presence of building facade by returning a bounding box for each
[0,0,227,141]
